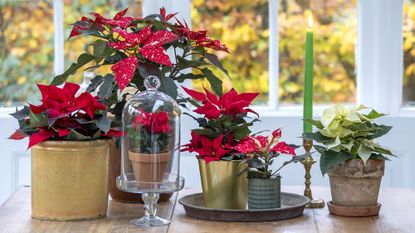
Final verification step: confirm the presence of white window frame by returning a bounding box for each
[0,0,410,117]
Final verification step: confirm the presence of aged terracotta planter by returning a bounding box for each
[248,176,281,209]
[31,140,110,221]
[198,159,247,210]
[328,159,385,207]
[128,150,171,183]
[108,142,172,202]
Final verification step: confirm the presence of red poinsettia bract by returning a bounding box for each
[234,129,296,156]
[69,8,139,38]
[181,132,233,163]
[133,110,172,134]
[174,19,230,53]
[109,26,178,90]
[182,87,259,119]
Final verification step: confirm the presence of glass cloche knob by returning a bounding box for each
[143,75,161,91]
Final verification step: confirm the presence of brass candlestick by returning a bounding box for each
[302,139,325,208]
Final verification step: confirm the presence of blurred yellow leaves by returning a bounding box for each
[403,1,415,102]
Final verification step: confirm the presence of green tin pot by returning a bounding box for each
[248,176,281,209]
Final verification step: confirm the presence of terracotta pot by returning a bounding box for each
[198,159,247,210]
[328,159,385,207]
[128,150,171,183]
[31,140,110,221]
[108,140,173,203]
[248,176,281,209]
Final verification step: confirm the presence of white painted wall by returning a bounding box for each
[1,110,413,205]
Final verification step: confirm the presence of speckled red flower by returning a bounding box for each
[234,129,296,156]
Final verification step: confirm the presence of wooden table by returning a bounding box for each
[1,186,414,233]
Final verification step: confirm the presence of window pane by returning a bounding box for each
[279,0,357,104]
[0,1,54,106]
[403,0,415,105]
[64,0,142,83]
[192,0,269,105]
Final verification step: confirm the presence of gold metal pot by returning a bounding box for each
[198,159,247,209]
[31,140,110,221]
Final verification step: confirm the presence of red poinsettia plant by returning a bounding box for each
[51,7,230,122]
[181,87,259,163]
[9,83,122,149]
[128,109,173,154]
[234,129,302,179]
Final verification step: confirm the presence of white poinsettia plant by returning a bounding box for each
[303,104,395,175]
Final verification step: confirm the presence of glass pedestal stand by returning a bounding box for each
[131,193,170,227]
[117,174,185,227]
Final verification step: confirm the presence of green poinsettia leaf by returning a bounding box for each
[96,116,111,134]
[343,122,374,132]
[86,75,104,93]
[10,106,30,120]
[67,129,91,140]
[176,56,209,70]
[160,76,178,99]
[232,125,251,140]
[28,111,48,128]
[370,153,391,160]
[314,145,327,154]
[303,132,333,143]
[373,144,395,156]
[320,149,351,176]
[93,39,115,62]
[192,128,218,139]
[204,52,231,78]
[364,109,387,120]
[202,68,222,96]
[98,74,115,99]
[368,124,392,139]
[176,73,205,83]
[305,119,324,129]
[51,53,95,85]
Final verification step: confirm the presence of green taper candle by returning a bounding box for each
[303,14,314,133]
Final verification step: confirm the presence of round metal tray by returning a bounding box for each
[179,192,309,222]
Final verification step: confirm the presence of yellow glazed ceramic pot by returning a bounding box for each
[31,139,110,221]
[198,159,247,209]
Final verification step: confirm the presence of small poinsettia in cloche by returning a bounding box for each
[181,87,259,163]
[9,83,122,149]
[234,129,301,179]
[128,109,174,154]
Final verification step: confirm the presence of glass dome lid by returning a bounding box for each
[117,75,183,193]
[117,75,184,226]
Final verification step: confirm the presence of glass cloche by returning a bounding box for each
[117,76,184,227]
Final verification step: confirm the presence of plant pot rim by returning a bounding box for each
[33,139,111,150]
[327,158,385,178]
[248,175,281,181]
[197,158,244,163]
[129,150,170,163]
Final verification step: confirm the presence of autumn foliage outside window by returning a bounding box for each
[0,0,415,106]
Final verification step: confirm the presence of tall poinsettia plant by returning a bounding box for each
[9,83,122,149]
[51,7,230,121]
[181,87,259,163]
